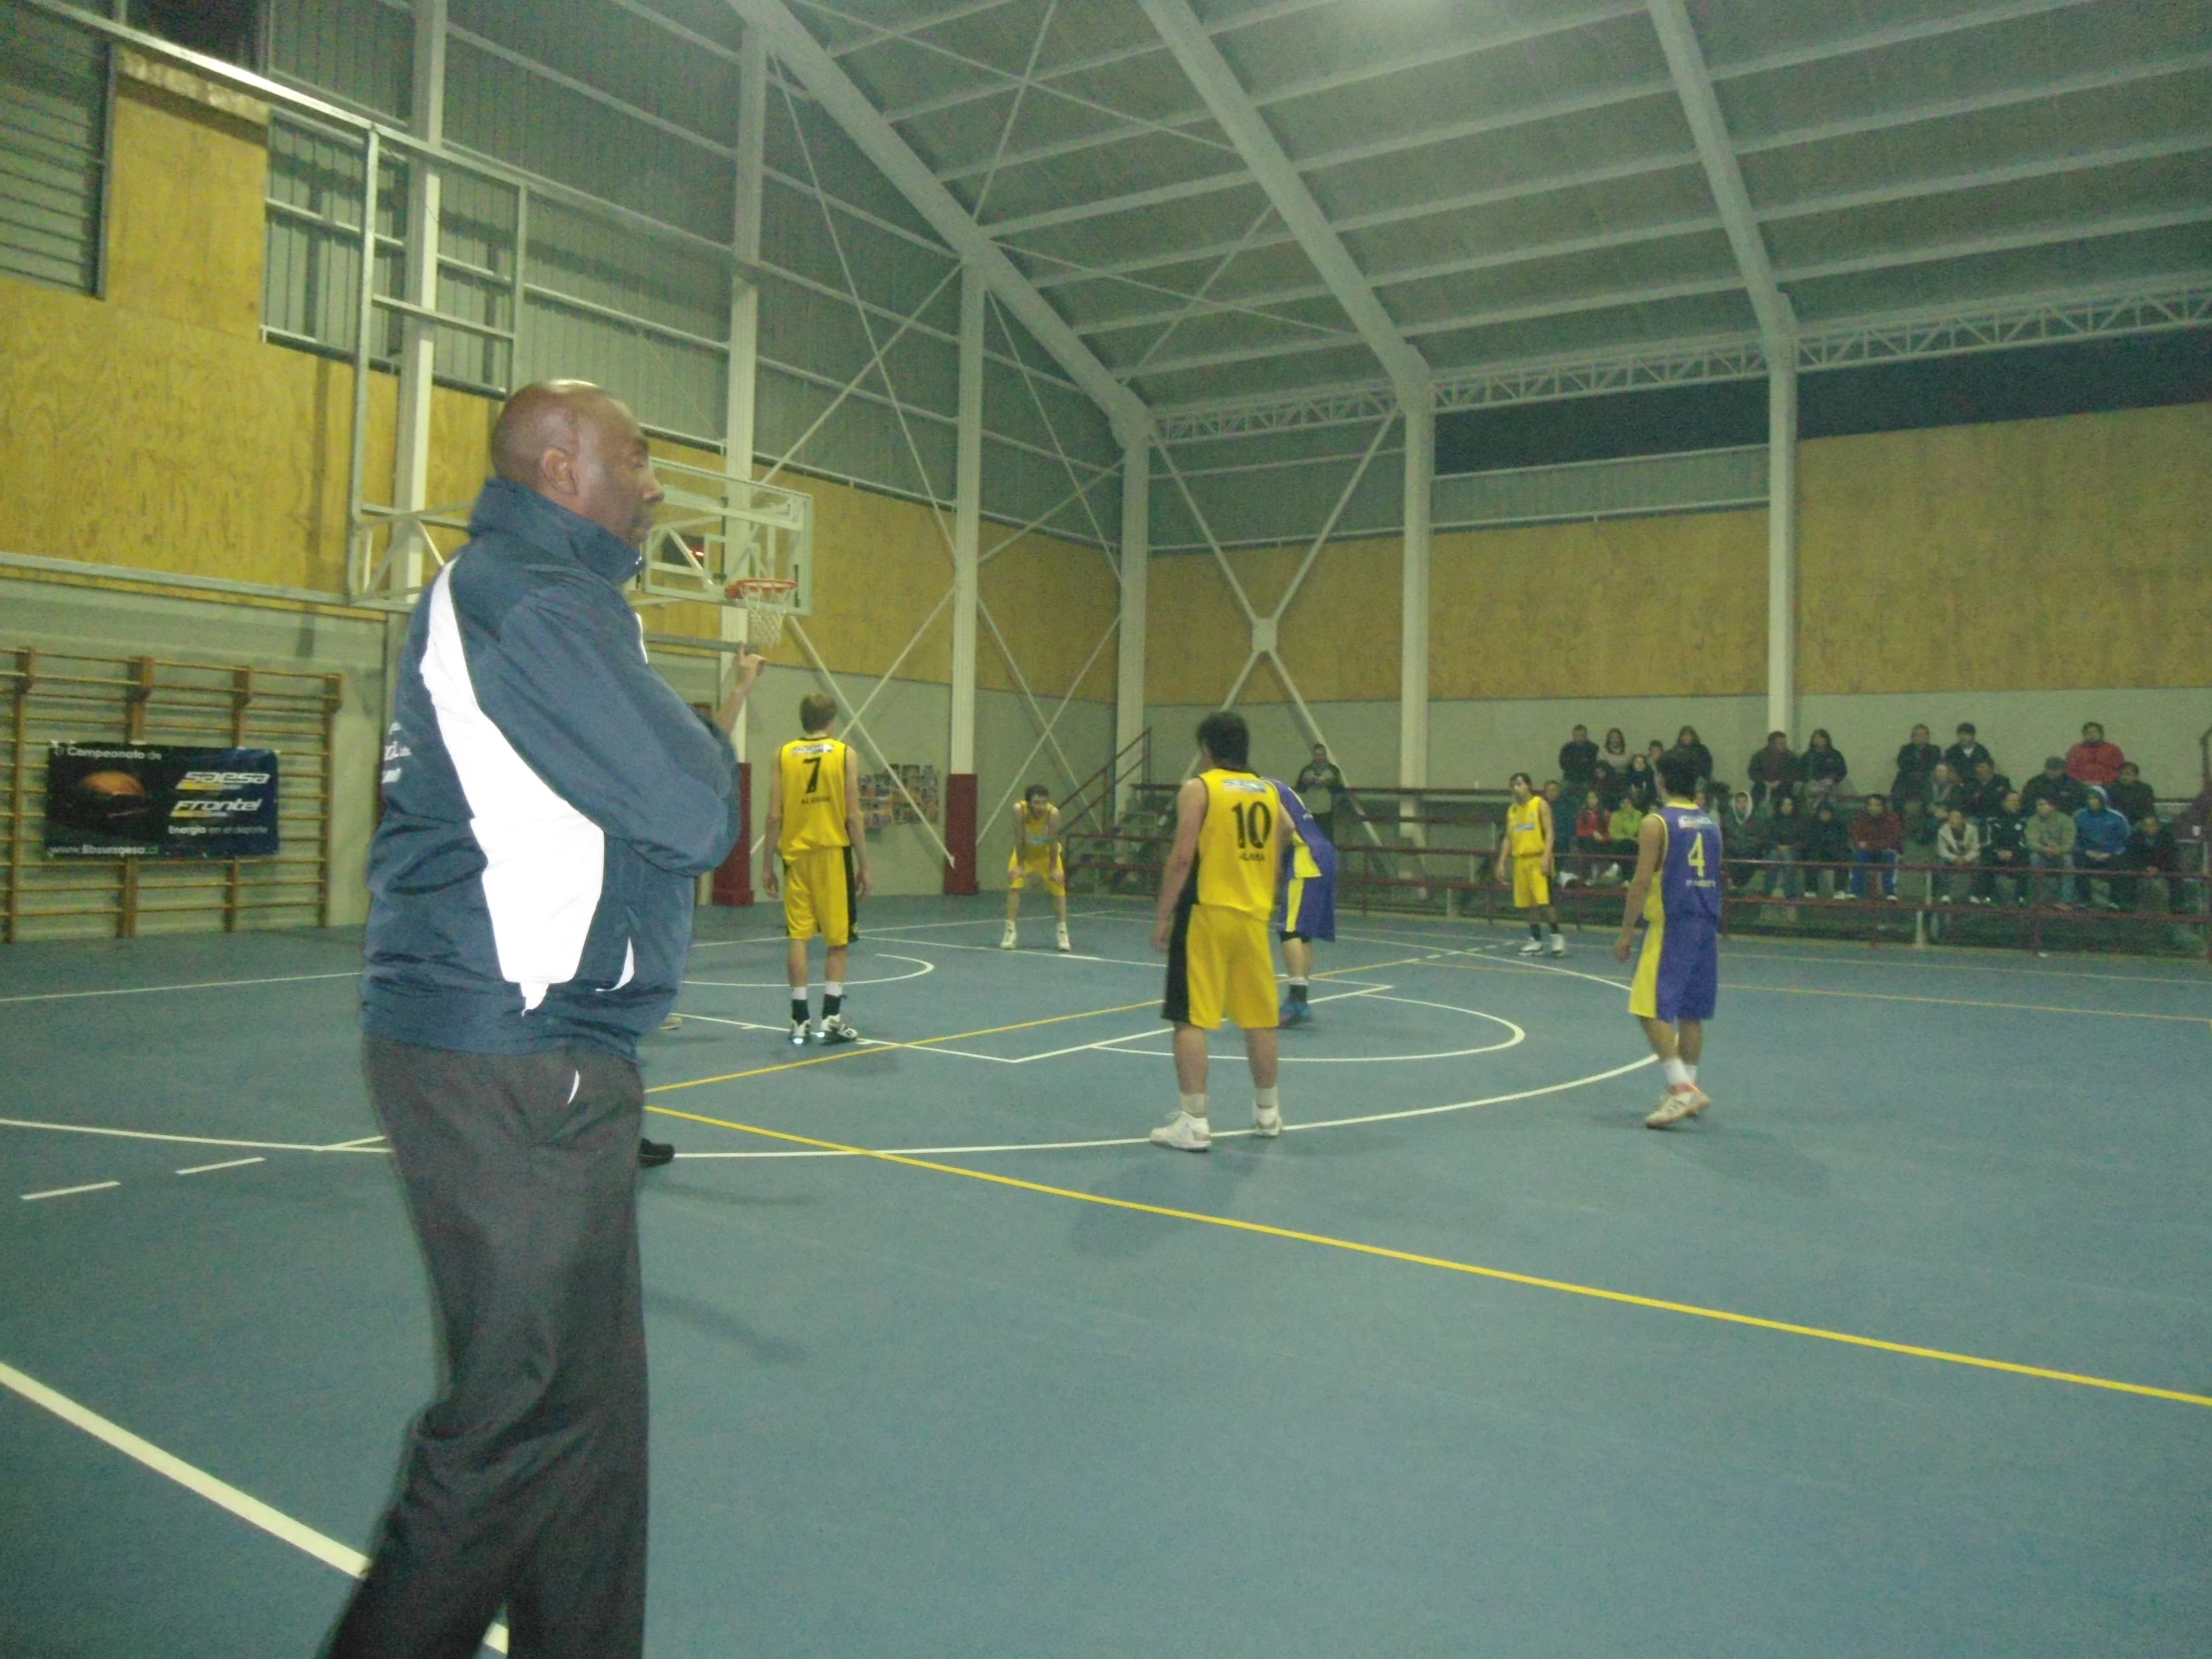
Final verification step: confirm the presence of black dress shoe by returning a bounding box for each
[638,1138,676,1168]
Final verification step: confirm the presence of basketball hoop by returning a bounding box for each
[725,575,798,649]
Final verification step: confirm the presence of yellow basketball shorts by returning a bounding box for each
[782,845,857,945]
[1512,856,1551,908]
[1162,902,1277,1031]
[1007,845,1065,896]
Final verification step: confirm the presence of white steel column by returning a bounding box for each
[1397,382,1433,798]
[392,0,446,592]
[950,266,984,775]
[1767,343,1799,739]
[946,264,985,892]
[722,27,768,750]
[1114,424,1150,811]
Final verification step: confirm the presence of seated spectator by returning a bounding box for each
[1572,791,1606,853]
[2117,811,2191,915]
[1892,724,1940,804]
[1922,763,1961,820]
[1558,725,1598,802]
[1620,753,1657,810]
[1936,808,1981,903]
[1800,729,1849,801]
[1899,796,1940,902]
[2065,721,2124,789]
[1943,722,1992,782]
[1594,728,1631,808]
[2019,756,2085,817]
[1671,726,1715,787]
[1847,794,1904,900]
[1606,796,1645,854]
[1766,794,1806,898]
[1963,758,2012,821]
[1980,791,2027,903]
[2023,796,2077,907]
[2073,787,2132,908]
[1802,799,1850,896]
[2106,761,2154,826]
[1720,790,1766,889]
[1747,731,1797,809]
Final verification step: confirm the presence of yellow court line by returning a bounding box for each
[1407,956,2204,1022]
[643,1104,2211,1410]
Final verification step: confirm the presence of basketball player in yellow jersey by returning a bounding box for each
[1149,712,1285,1152]
[1000,784,1070,952]
[762,692,869,1045]
[1501,771,1565,956]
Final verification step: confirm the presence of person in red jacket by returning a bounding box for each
[1846,793,1905,900]
[2065,721,2125,789]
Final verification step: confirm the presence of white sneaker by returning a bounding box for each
[1644,1084,1711,1129]
[1518,937,1544,955]
[789,1018,812,1046]
[999,923,1017,950]
[1149,1110,1212,1152]
[1547,935,1566,956]
[1253,1102,1283,1138]
[659,1013,684,1033]
[819,1014,860,1045]
[1055,924,1071,952]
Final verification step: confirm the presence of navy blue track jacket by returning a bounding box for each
[361,480,741,1059]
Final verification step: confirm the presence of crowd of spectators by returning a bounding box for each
[1547,719,2196,916]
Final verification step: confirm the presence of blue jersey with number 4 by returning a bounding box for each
[1647,803,1722,926]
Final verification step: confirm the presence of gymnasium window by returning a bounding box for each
[0,0,110,297]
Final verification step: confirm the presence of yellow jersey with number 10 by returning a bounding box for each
[778,737,850,854]
[1191,769,1282,918]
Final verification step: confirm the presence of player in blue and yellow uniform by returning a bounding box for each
[1000,784,1071,952]
[762,692,870,1045]
[1501,772,1565,956]
[1615,750,1723,1127]
[1149,712,1286,1152]
[1270,780,1337,1025]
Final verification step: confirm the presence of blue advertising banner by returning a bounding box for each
[45,744,280,858]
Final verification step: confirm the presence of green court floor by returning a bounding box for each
[3,897,2208,1656]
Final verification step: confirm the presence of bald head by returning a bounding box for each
[490,380,662,548]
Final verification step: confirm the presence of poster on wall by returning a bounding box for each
[44,744,280,858]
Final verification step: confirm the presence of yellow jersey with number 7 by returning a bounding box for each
[1189,769,1283,918]
[779,737,850,854]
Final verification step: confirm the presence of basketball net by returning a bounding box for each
[726,575,797,650]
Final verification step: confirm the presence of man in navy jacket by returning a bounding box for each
[330,382,758,1659]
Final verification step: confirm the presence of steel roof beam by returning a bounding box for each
[1777,204,2212,282]
[1648,0,1792,346]
[727,0,1151,439]
[1133,0,1426,395]
[1709,0,2095,82]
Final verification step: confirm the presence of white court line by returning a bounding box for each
[0,1360,510,1654]
[0,1119,390,1155]
[688,910,1119,950]
[686,954,935,991]
[319,1135,388,1150]
[1094,991,1526,1065]
[21,1181,121,1202]
[177,1157,265,1177]
[1013,986,1388,1064]
[668,1054,1659,1159]
[0,970,359,1006]
[865,931,1163,970]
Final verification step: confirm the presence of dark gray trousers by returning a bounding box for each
[325,1036,648,1659]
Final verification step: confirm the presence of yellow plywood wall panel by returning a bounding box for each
[0,276,394,593]
[105,70,269,340]
[1800,403,2212,693]
[1428,512,1766,701]
[1276,535,1401,702]
[777,476,954,684]
[1146,548,1268,705]
[978,530,1119,703]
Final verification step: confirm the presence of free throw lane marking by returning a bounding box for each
[21,1181,121,1202]
[176,1157,266,1176]
[0,1361,510,1654]
[644,1110,2212,1409]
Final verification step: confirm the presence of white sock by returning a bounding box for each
[1685,1064,1699,1084]
[1547,928,1561,942]
[1255,1085,1281,1114]
[1179,1092,1209,1121]
[1662,1057,1692,1088]
[1288,976,1309,988]
[825,981,842,998]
